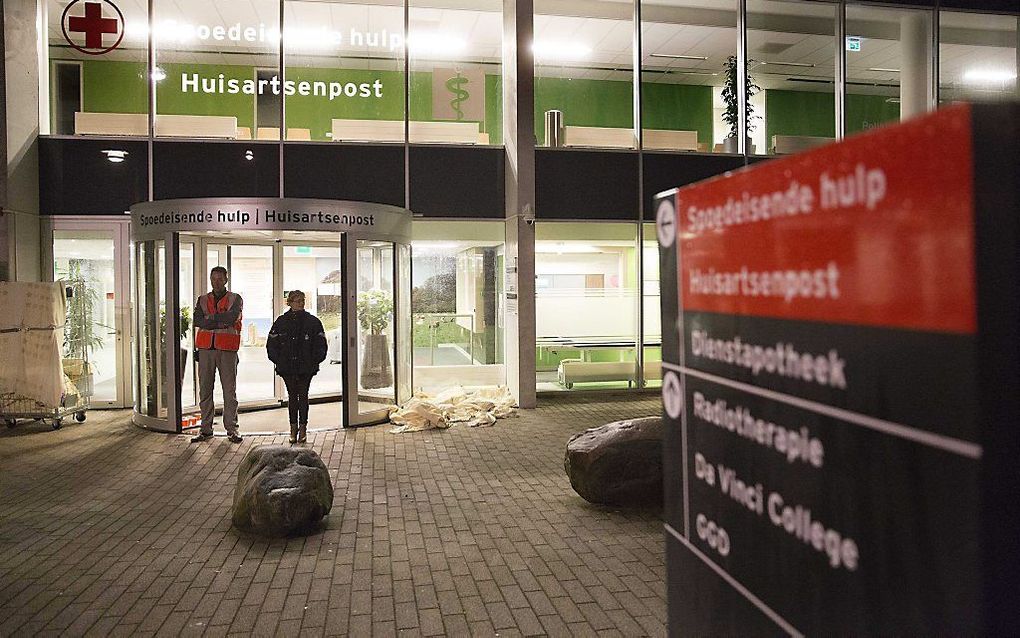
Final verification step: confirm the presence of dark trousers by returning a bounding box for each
[283,374,313,426]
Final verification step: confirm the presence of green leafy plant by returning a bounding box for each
[63,259,105,359]
[721,55,761,139]
[159,305,192,356]
[357,289,393,335]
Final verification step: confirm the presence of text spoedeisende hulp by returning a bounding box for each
[136,209,377,228]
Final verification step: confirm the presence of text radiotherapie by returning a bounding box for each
[181,73,384,102]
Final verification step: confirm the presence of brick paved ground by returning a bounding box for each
[0,393,665,637]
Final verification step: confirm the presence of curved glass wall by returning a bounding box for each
[132,211,411,432]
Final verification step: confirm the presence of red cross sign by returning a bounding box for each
[61,0,125,55]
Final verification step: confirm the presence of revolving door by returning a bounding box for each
[131,199,412,433]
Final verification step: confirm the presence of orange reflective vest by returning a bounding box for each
[194,292,243,351]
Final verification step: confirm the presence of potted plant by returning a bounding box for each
[721,55,761,153]
[159,305,192,388]
[357,288,394,389]
[62,260,105,394]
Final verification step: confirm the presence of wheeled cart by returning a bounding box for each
[1,373,90,430]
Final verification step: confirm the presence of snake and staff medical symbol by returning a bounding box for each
[433,67,484,123]
[446,72,470,121]
[61,0,125,55]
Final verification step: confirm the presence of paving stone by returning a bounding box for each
[0,395,664,636]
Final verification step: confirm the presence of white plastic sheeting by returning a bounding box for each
[389,386,518,433]
[0,282,67,408]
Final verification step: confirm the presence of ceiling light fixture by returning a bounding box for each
[101,150,128,163]
[650,53,708,61]
[532,41,591,61]
[759,61,815,68]
[963,68,1017,84]
[407,33,466,58]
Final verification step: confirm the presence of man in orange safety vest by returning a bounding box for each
[191,266,244,443]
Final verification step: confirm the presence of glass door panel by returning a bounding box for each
[357,240,396,417]
[228,245,276,403]
[282,244,343,398]
[136,240,167,421]
[179,242,196,408]
[53,230,118,404]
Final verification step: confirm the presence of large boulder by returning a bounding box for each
[232,446,334,536]
[564,417,664,506]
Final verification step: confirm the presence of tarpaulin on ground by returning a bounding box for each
[389,386,518,433]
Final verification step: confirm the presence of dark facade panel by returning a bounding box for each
[643,152,747,220]
[939,0,1014,9]
[409,145,505,218]
[284,143,404,207]
[154,140,279,200]
[39,136,148,215]
[536,149,639,220]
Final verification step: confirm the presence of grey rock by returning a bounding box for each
[232,445,334,536]
[564,417,663,506]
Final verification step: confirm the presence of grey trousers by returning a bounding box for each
[198,349,239,435]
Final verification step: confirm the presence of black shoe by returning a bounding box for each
[191,432,213,443]
[227,433,243,443]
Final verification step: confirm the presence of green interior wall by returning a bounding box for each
[765,89,901,147]
[76,60,899,147]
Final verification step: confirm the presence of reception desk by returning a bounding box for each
[74,112,239,138]
[331,119,483,144]
[563,126,699,151]
[771,135,833,155]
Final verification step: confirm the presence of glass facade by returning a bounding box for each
[535,222,641,392]
[42,0,1017,149]
[411,221,506,394]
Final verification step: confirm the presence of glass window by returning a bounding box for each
[54,230,118,402]
[282,243,342,397]
[535,0,635,149]
[152,0,280,140]
[939,12,1018,105]
[408,1,502,145]
[642,222,662,388]
[846,6,934,133]
[535,222,639,391]
[46,0,148,136]
[284,1,405,142]
[357,240,396,414]
[641,0,738,154]
[228,245,275,402]
[411,221,505,394]
[748,0,836,155]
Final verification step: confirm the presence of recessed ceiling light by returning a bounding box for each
[533,41,591,61]
[650,53,708,61]
[759,61,815,68]
[963,68,1016,84]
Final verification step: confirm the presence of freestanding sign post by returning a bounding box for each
[656,103,1018,635]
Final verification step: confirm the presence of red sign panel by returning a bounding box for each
[674,104,975,335]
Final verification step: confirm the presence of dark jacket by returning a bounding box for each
[266,310,328,377]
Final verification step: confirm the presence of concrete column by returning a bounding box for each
[3,0,41,281]
[900,12,933,121]
[502,0,537,409]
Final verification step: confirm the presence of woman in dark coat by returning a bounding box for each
[266,290,328,444]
